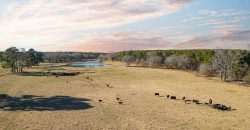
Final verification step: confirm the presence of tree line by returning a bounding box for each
[1,47,43,73]
[103,49,250,83]
[43,52,103,63]
[0,47,103,73]
[2,47,250,83]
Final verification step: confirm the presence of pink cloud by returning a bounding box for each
[0,0,196,51]
[1,1,248,52]
[176,30,250,49]
[51,32,177,52]
[23,29,250,52]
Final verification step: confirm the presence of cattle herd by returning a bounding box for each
[98,97,123,105]
[155,93,234,111]
[93,77,234,111]
[97,91,234,111]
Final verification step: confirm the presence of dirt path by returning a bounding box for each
[0,63,249,130]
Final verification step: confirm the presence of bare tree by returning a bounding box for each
[147,56,163,67]
[98,54,106,62]
[212,49,241,81]
[165,55,191,69]
[135,58,140,66]
[177,55,191,69]
[165,55,178,68]
[106,53,116,62]
[122,56,133,66]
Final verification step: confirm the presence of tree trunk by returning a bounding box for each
[222,69,227,82]
[220,71,223,81]
[11,65,15,74]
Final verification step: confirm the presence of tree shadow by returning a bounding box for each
[18,72,80,77]
[0,94,93,111]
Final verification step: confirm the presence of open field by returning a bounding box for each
[0,61,250,130]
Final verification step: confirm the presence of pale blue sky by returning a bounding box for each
[0,0,249,52]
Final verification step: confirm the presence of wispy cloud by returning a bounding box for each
[0,0,195,51]
[39,29,179,52]
[176,30,250,49]
[183,9,250,30]
[0,0,249,52]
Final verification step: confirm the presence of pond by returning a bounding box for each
[67,61,105,68]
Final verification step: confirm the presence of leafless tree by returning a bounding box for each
[212,49,241,81]
[106,53,116,61]
[165,55,191,69]
[122,56,133,66]
[135,58,140,66]
[98,54,106,62]
[147,56,163,67]
[165,55,178,68]
[177,55,191,69]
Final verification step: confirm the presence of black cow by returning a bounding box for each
[155,93,160,96]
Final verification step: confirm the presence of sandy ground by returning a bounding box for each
[0,62,249,130]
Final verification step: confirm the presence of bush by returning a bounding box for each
[243,70,250,83]
[243,75,250,83]
[229,63,249,81]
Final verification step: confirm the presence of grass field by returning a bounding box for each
[0,61,249,130]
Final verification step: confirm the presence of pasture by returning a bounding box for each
[0,62,249,130]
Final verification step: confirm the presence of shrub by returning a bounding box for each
[229,63,249,81]
[243,69,250,83]
[243,75,250,83]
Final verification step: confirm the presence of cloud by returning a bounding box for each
[181,9,250,31]
[198,10,218,16]
[26,29,250,52]
[197,16,249,27]
[0,0,196,51]
[198,9,250,17]
[0,0,248,52]
[40,30,178,52]
[176,30,250,49]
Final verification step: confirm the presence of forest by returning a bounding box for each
[102,49,250,83]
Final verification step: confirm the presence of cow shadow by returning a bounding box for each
[0,94,93,111]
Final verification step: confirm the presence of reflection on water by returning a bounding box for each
[67,61,105,67]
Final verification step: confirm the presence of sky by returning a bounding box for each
[0,0,250,52]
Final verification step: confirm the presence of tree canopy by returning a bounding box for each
[1,47,43,73]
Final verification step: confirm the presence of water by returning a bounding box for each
[67,61,105,68]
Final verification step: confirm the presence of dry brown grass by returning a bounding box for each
[0,62,249,130]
